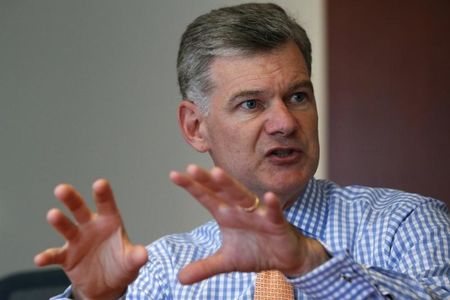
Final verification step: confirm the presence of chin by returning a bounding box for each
[264,175,308,198]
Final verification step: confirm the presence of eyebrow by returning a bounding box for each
[286,80,314,93]
[228,80,314,103]
[229,90,265,103]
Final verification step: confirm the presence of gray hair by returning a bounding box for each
[177,2,312,114]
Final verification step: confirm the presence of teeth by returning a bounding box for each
[273,149,293,157]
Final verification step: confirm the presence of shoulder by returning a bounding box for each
[318,180,449,266]
[319,179,449,245]
[320,179,447,215]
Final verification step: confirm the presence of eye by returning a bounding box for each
[290,92,307,104]
[240,99,259,110]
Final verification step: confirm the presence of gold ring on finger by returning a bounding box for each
[243,197,260,212]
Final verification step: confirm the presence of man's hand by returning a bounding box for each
[34,179,148,300]
[170,165,330,285]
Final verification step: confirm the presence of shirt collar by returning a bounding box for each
[284,178,328,240]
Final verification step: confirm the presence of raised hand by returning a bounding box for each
[34,179,148,300]
[170,165,329,285]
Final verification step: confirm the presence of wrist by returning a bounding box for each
[286,238,331,277]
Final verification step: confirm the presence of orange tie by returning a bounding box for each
[254,270,294,300]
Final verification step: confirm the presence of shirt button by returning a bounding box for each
[340,273,353,283]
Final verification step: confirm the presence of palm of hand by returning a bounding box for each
[63,215,133,298]
[218,210,304,274]
[170,165,310,284]
[35,180,147,300]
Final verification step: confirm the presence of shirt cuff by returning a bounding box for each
[287,250,382,299]
[50,285,127,300]
[50,285,73,300]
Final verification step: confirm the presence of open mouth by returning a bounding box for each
[270,149,295,158]
[266,146,302,160]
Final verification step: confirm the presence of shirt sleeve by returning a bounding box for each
[49,285,73,300]
[124,245,172,300]
[49,285,128,300]
[288,199,450,300]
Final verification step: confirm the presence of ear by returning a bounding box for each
[177,100,210,153]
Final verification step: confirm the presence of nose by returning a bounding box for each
[264,100,299,136]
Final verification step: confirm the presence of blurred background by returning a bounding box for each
[327,0,450,206]
[0,0,448,281]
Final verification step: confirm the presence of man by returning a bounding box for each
[35,3,449,299]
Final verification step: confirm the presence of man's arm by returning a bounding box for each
[34,179,148,300]
[171,165,449,299]
[289,248,449,299]
[169,165,330,283]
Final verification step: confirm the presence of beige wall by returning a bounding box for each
[0,0,326,277]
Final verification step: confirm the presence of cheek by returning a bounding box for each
[211,128,257,165]
[206,122,238,153]
[221,133,247,155]
[301,113,318,136]
[206,114,264,157]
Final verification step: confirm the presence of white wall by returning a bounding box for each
[0,0,326,278]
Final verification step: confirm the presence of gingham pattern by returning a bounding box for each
[53,178,450,299]
[254,270,294,299]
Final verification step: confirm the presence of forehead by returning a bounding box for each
[208,41,310,99]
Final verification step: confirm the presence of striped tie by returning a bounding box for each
[254,270,294,299]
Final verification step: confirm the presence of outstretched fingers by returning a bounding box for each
[170,170,219,213]
[34,246,66,267]
[55,184,92,224]
[47,208,79,242]
[209,167,256,209]
[92,179,120,217]
[171,165,257,211]
[186,164,221,193]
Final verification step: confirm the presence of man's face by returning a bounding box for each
[197,41,319,206]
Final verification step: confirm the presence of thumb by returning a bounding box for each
[126,245,148,273]
[178,254,227,285]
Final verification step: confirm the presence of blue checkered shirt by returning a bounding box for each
[54,178,449,299]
